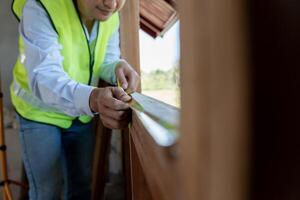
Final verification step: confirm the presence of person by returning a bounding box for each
[10,0,139,199]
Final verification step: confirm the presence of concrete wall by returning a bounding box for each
[0,1,19,108]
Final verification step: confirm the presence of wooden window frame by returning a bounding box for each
[93,0,250,199]
[118,0,250,199]
[119,1,180,199]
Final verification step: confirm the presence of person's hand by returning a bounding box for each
[116,0,127,11]
[89,87,132,129]
[115,60,140,94]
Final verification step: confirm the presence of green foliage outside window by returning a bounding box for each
[141,64,180,107]
[141,65,179,91]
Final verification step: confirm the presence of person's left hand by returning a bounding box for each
[115,60,140,94]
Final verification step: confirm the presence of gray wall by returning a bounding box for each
[0,0,19,108]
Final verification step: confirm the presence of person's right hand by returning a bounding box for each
[89,87,132,129]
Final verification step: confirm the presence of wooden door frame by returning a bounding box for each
[179,0,251,199]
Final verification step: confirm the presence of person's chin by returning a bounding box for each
[95,12,113,21]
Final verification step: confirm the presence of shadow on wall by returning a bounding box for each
[0,1,19,109]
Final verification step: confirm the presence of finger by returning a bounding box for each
[102,97,130,110]
[116,67,128,89]
[99,106,128,120]
[127,71,140,93]
[100,87,130,109]
[116,0,126,11]
[100,114,130,129]
[102,89,130,110]
[111,87,132,102]
[101,120,114,129]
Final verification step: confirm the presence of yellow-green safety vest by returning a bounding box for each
[10,0,119,128]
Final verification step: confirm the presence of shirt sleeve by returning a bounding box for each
[99,27,121,85]
[20,0,95,117]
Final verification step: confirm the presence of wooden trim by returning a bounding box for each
[140,0,178,38]
[119,1,141,200]
[120,0,180,199]
[121,129,132,200]
[120,0,141,79]
[130,92,179,147]
[119,0,180,199]
[92,118,112,200]
[131,93,179,130]
[179,0,251,199]
[130,135,153,200]
[140,17,161,38]
[129,112,179,200]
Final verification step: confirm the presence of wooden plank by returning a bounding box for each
[121,129,132,200]
[130,135,153,200]
[130,93,179,132]
[140,17,161,38]
[120,0,141,78]
[140,0,176,30]
[119,1,141,199]
[120,0,179,199]
[129,112,179,200]
[92,118,112,200]
[178,0,251,199]
[128,93,179,147]
[140,0,178,38]
[164,0,177,8]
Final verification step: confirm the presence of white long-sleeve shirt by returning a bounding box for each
[19,0,121,117]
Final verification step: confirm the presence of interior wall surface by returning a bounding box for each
[0,1,19,108]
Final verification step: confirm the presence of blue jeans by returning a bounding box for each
[17,115,95,200]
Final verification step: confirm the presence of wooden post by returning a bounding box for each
[179,0,251,199]
[120,0,141,78]
[119,0,140,199]
[92,119,112,200]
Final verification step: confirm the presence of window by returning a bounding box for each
[139,21,180,107]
